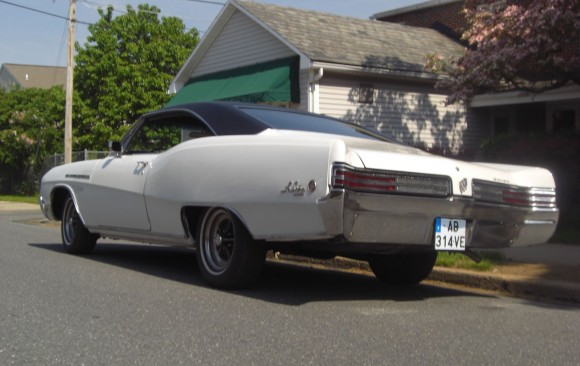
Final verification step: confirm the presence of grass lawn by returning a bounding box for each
[435,251,506,271]
[0,195,38,204]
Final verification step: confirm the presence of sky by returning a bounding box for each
[0,0,426,67]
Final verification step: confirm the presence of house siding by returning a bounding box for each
[193,10,296,78]
[318,76,487,151]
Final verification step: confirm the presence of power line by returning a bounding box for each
[180,0,225,5]
[82,0,198,21]
[0,0,224,28]
[80,0,215,32]
[0,0,93,25]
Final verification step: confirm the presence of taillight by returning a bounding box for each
[332,163,451,197]
[473,180,557,208]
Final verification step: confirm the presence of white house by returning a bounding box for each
[168,0,490,151]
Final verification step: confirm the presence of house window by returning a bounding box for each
[547,103,579,133]
[358,84,374,104]
[493,113,511,135]
[552,110,576,133]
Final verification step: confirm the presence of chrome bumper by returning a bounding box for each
[38,195,56,221]
[319,190,559,248]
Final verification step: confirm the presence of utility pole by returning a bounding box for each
[64,0,76,164]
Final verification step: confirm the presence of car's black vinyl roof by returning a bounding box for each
[149,102,286,136]
[144,101,397,143]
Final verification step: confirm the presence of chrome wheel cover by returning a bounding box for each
[62,199,78,246]
[201,209,236,275]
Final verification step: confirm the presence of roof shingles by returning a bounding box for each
[237,0,464,77]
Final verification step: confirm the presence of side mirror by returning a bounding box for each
[109,141,122,157]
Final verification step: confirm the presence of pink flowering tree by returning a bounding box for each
[427,0,580,105]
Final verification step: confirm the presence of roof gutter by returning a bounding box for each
[310,61,441,82]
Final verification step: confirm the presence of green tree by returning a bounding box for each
[426,0,580,105]
[74,3,199,149]
[0,87,66,193]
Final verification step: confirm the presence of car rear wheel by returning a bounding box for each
[368,251,437,286]
[196,208,265,289]
[61,196,97,254]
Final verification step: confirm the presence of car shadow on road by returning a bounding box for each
[30,241,492,306]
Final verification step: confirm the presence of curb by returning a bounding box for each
[429,267,580,303]
[270,253,580,304]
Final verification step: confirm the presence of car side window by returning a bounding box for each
[125,116,213,154]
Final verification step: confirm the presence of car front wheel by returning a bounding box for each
[368,251,437,286]
[61,196,97,254]
[196,208,265,289]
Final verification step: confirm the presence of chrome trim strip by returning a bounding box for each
[87,225,191,247]
[65,174,91,180]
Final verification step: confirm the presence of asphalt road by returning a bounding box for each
[1,209,579,365]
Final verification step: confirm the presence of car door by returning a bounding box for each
[83,153,155,232]
[81,115,182,232]
[82,113,212,234]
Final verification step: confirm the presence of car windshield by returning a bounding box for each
[239,107,396,142]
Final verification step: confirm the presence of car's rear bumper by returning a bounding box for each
[318,189,559,248]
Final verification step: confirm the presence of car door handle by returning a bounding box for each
[135,161,150,175]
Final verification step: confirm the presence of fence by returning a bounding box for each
[42,150,109,171]
[36,150,108,189]
[1,150,109,195]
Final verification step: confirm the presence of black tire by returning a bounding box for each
[369,251,437,286]
[196,208,265,289]
[61,196,97,254]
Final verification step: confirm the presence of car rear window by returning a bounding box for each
[239,107,395,142]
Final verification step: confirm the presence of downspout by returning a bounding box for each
[308,67,324,113]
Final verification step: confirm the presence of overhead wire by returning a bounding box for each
[80,0,219,33]
[0,0,93,25]
[0,0,220,66]
[81,0,200,23]
[53,16,69,71]
[0,0,223,31]
[180,0,225,5]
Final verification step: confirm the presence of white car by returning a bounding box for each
[39,102,559,289]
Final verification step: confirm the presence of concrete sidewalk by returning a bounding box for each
[0,201,40,212]
[500,243,580,266]
[2,201,579,302]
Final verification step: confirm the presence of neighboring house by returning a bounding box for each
[373,0,580,135]
[0,63,66,91]
[373,0,466,43]
[168,0,491,151]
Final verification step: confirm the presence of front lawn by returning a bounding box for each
[0,195,38,204]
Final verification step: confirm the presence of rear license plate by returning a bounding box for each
[434,218,466,251]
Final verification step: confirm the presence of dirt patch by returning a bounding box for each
[490,262,580,284]
[13,217,60,228]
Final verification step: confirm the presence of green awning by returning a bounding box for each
[166,56,300,107]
